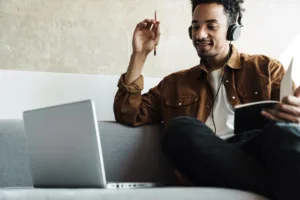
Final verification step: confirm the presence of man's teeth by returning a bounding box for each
[197,42,211,45]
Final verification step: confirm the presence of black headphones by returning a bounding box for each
[188,11,243,41]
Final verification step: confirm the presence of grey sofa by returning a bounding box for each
[0,119,269,200]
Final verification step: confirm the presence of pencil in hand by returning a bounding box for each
[154,10,157,56]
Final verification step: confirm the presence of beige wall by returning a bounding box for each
[1,0,300,78]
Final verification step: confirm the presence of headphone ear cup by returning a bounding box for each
[188,26,192,39]
[227,24,242,41]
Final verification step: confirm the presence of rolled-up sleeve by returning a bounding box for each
[113,73,163,126]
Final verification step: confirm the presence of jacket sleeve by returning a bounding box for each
[269,59,297,101]
[113,73,163,126]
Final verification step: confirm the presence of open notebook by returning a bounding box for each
[234,57,294,134]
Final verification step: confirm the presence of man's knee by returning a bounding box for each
[162,116,213,155]
[165,116,196,132]
[166,116,199,129]
[163,117,195,153]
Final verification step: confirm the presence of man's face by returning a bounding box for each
[191,3,229,58]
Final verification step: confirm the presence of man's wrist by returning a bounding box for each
[131,52,148,61]
[124,53,147,85]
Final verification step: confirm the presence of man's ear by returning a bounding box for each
[188,26,192,39]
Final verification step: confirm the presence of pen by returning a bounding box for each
[154,10,157,56]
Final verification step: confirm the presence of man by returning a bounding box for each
[113,0,300,199]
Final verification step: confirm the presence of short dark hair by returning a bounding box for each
[190,0,245,25]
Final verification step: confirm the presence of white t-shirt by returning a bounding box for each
[205,69,235,140]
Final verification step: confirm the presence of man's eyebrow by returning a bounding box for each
[192,19,218,24]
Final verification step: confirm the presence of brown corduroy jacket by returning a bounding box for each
[114,46,293,127]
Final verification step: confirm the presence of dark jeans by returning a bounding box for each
[162,116,300,200]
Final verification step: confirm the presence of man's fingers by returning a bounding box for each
[145,22,153,30]
[136,19,157,32]
[261,110,284,122]
[263,109,300,124]
[294,85,300,97]
[282,95,300,107]
[274,103,300,117]
[136,19,152,29]
[136,21,147,30]
[143,19,156,31]
[143,19,152,23]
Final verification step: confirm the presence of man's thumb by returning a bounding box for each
[294,86,300,97]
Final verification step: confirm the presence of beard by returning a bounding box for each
[197,50,218,58]
[193,39,217,58]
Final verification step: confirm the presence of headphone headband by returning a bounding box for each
[189,1,243,41]
[237,11,243,26]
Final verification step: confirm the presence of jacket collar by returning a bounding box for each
[189,45,242,80]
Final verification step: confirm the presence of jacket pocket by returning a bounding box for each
[237,76,271,103]
[165,96,199,107]
[163,96,199,122]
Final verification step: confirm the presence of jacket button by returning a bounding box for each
[232,96,236,99]
[178,103,182,106]
[226,80,229,83]
[255,92,258,95]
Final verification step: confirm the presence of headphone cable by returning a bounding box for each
[211,43,232,134]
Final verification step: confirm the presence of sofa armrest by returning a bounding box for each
[0,120,33,187]
[98,121,177,184]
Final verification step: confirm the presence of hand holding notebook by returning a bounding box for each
[234,57,298,133]
[261,57,300,124]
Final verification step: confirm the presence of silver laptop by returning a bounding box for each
[23,99,163,189]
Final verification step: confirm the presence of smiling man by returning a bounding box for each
[113,0,300,199]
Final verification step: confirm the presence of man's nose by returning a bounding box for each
[196,27,208,40]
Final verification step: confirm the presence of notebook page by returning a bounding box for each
[280,57,294,100]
